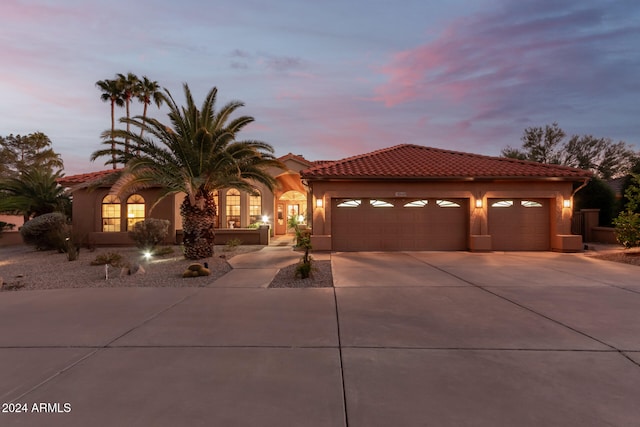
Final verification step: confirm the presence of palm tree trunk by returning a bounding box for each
[139,101,148,146]
[110,100,116,169]
[125,97,131,154]
[180,191,217,259]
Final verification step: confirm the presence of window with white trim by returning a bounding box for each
[102,195,121,232]
[226,189,241,227]
[249,189,262,225]
[126,194,145,230]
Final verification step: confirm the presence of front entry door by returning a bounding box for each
[275,203,286,235]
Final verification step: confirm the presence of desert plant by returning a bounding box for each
[19,212,68,250]
[90,252,124,267]
[91,83,284,259]
[294,235,313,279]
[128,218,170,252]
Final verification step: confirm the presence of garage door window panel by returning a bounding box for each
[491,200,514,208]
[370,199,394,208]
[336,199,361,208]
[521,200,543,208]
[436,199,461,208]
[404,200,428,207]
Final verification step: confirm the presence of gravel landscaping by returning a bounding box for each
[0,244,333,291]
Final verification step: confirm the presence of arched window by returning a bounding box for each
[102,195,121,232]
[126,194,145,230]
[249,189,262,225]
[226,189,241,228]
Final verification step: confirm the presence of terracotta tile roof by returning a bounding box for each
[301,144,593,180]
[57,169,121,187]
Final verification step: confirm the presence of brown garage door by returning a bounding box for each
[331,198,468,251]
[489,199,550,250]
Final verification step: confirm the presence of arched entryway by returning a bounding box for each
[276,190,307,235]
[274,172,308,235]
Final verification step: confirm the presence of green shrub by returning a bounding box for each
[224,238,242,251]
[613,212,640,249]
[613,174,640,248]
[19,212,68,250]
[90,252,124,267]
[128,218,170,251]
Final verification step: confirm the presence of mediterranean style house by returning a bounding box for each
[59,144,592,252]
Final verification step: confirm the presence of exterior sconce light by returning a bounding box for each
[475,199,483,209]
[316,198,323,208]
[563,199,571,209]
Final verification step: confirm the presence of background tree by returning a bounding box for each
[96,78,125,169]
[136,76,163,139]
[0,133,64,177]
[502,122,565,164]
[0,168,71,222]
[502,123,637,179]
[91,83,285,259]
[116,72,140,154]
[573,177,617,226]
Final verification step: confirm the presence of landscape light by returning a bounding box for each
[143,251,152,260]
[262,215,269,224]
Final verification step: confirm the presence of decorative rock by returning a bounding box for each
[182,263,211,278]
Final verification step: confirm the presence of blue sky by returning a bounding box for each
[1,0,639,175]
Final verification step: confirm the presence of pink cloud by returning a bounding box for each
[374,1,635,124]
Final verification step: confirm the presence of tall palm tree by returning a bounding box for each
[91,84,285,259]
[136,76,163,140]
[0,168,70,222]
[96,79,125,168]
[116,72,140,154]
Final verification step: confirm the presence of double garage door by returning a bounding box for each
[332,198,468,251]
[331,197,551,251]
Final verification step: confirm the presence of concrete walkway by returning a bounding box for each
[1,248,640,426]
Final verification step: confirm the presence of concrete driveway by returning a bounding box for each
[1,249,640,426]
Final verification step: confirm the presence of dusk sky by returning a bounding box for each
[1,0,639,175]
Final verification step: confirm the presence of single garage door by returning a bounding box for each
[489,199,550,250]
[332,198,468,251]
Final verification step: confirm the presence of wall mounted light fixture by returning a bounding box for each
[475,199,483,208]
[316,198,323,208]
[563,199,571,209]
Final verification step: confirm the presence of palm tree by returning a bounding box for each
[136,76,163,140]
[96,79,125,168]
[91,84,285,259]
[116,72,140,154]
[0,168,71,222]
